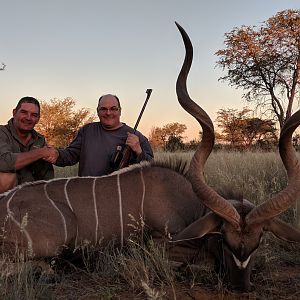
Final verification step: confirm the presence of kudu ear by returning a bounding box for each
[264,218,300,243]
[171,212,221,242]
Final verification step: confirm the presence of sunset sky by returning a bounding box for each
[1,0,299,141]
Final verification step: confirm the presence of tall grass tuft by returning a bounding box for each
[114,239,175,299]
[0,255,53,300]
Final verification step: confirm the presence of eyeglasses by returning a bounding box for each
[98,106,120,113]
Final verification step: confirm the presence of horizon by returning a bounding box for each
[1,1,299,141]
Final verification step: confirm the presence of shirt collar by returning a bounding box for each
[7,118,41,145]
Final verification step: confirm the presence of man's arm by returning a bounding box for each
[126,132,142,156]
[127,132,153,163]
[53,129,83,166]
[15,147,58,170]
[0,134,57,172]
[136,138,154,162]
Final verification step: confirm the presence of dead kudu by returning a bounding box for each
[0,23,300,291]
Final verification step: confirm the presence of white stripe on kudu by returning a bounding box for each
[117,173,124,247]
[6,188,34,256]
[140,168,145,219]
[64,178,79,247]
[92,177,99,243]
[64,178,74,212]
[44,183,68,245]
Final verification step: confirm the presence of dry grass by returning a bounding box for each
[0,150,299,299]
[205,151,288,205]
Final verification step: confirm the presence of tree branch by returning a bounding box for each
[0,62,6,70]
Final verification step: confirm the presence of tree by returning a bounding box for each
[0,62,6,70]
[148,126,166,149]
[36,98,95,147]
[216,108,277,148]
[148,122,187,150]
[216,107,251,146]
[165,135,185,152]
[240,118,277,148]
[292,133,300,149]
[185,136,201,151]
[216,9,300,128]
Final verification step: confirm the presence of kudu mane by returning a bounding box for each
[0,158,189,200]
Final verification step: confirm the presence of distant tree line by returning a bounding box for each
[37,98,293,152]
[148,107,279,152]
[215,107,278,151]
[148,122,187,151]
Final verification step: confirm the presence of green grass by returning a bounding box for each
[54,164,78,178]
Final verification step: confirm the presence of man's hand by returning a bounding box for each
[126,132,142,156]
[15,146,59,170]
[41,146,59,164]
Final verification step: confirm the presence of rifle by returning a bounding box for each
[112,89,152,170]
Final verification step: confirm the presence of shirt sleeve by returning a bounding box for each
[0,130,17,172]
[55,129,83,166]
[31,160,54,180]
[137,138,154,162]
[130,133,154,164]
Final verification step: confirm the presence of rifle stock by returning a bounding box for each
[117,145,132,169]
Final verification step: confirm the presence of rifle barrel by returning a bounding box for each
[133,89,152,132]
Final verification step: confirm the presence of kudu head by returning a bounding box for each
[173,22,300,291]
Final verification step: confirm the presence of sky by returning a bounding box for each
[1,0,299,141]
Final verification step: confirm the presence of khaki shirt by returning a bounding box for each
[0,118,54,184]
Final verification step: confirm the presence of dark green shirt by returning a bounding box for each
[0,118,54,184]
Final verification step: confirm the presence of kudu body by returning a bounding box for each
[0,165,204,257]
[0,23,300,291]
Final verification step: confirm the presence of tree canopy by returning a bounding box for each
[216,107,277,149]
[216,9,300,128]
[148,122,187,150]
[36,98,95,147]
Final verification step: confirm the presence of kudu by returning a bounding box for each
[0,23,299,291]
[173,22,300,290]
